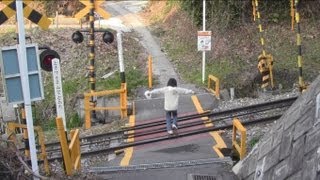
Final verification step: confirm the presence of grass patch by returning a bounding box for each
[97,68,148,96]
[67,113,82,129]
[63,78,85,95]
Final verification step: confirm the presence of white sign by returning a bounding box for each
[52,58,66,130]
[198,31,212,51]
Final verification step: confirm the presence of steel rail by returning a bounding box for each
[48,114,282,162]
[123,96,296,138]
[122,96,297,131]
[124,106,288,139]
[26,96,297,159]
[34,96,297,150]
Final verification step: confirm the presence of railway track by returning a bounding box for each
[40,96,297,161]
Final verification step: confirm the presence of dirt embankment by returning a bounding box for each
[141,1,320,97]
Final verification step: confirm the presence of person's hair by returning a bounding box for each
[167,78,177,87]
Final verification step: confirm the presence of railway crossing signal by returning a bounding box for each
[102,31,114,44]
[71,30,84,44]
[0,0,51,30]
[39,49,60,72]
[75,0,111,20]
[73,0,113,121]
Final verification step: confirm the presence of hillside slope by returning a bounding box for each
[141,1,320,97]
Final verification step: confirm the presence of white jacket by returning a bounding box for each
[146,86,193,111]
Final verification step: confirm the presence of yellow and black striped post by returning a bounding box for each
[253,0,266,57]
[253,0,274,89]
[88,0,97,119]
[294,0,305,92]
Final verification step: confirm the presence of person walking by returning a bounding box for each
[144,78,194,135]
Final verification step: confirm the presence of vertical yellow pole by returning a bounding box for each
[56,117,72,175]
[84,95,91,129]
[70,130,76,168]
[268,55,274,88]
[74,130,81,170]
[36,127,50,175]
[120,83,127,118]
[232,121,236,146]
[215,78,220,99]
[290,0,295,31]
[240,129,247,160]
[148,55,153,89]
[252,0,256,21]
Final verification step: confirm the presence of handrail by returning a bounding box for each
[232,118,247,160]
[7,122,50,175]
[56,117,81,176]
[84,83,127,129]
[207,75,220,99]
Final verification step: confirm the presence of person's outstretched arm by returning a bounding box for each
[175,87,194,94]
[145,87,167,99]
[150,87,167,95]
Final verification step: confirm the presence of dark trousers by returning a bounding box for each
[166,110,177,131]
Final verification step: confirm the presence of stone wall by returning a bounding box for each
[233,75,320,180]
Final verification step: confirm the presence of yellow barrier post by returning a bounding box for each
[84,86,128,129]
[232,118,247,160]
[6,123,50,175]
[69,129,81,170]
[207,75,220,99]
[148,55,153,89]
[35,126,50,175]
[84,95,91,129]
[56,117,72,175]
[120,83,128,118]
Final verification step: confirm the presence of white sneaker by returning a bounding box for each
[168,130,173,134]
[172,124,178,130]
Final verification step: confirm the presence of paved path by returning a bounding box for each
[104,1,179,88]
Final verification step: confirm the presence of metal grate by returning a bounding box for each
[188,174,217,180]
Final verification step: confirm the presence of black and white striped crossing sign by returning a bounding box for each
[0,1,51,30]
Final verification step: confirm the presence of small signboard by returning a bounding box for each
[197,31,212,51]
[0,44,44,103]
[52,58,66,130]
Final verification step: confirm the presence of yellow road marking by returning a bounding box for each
[120,102,135,166]
[191,95,226,157]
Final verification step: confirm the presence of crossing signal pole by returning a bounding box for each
[88,0,97,118]
[73,0,113,121]
[16,1,40,179]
